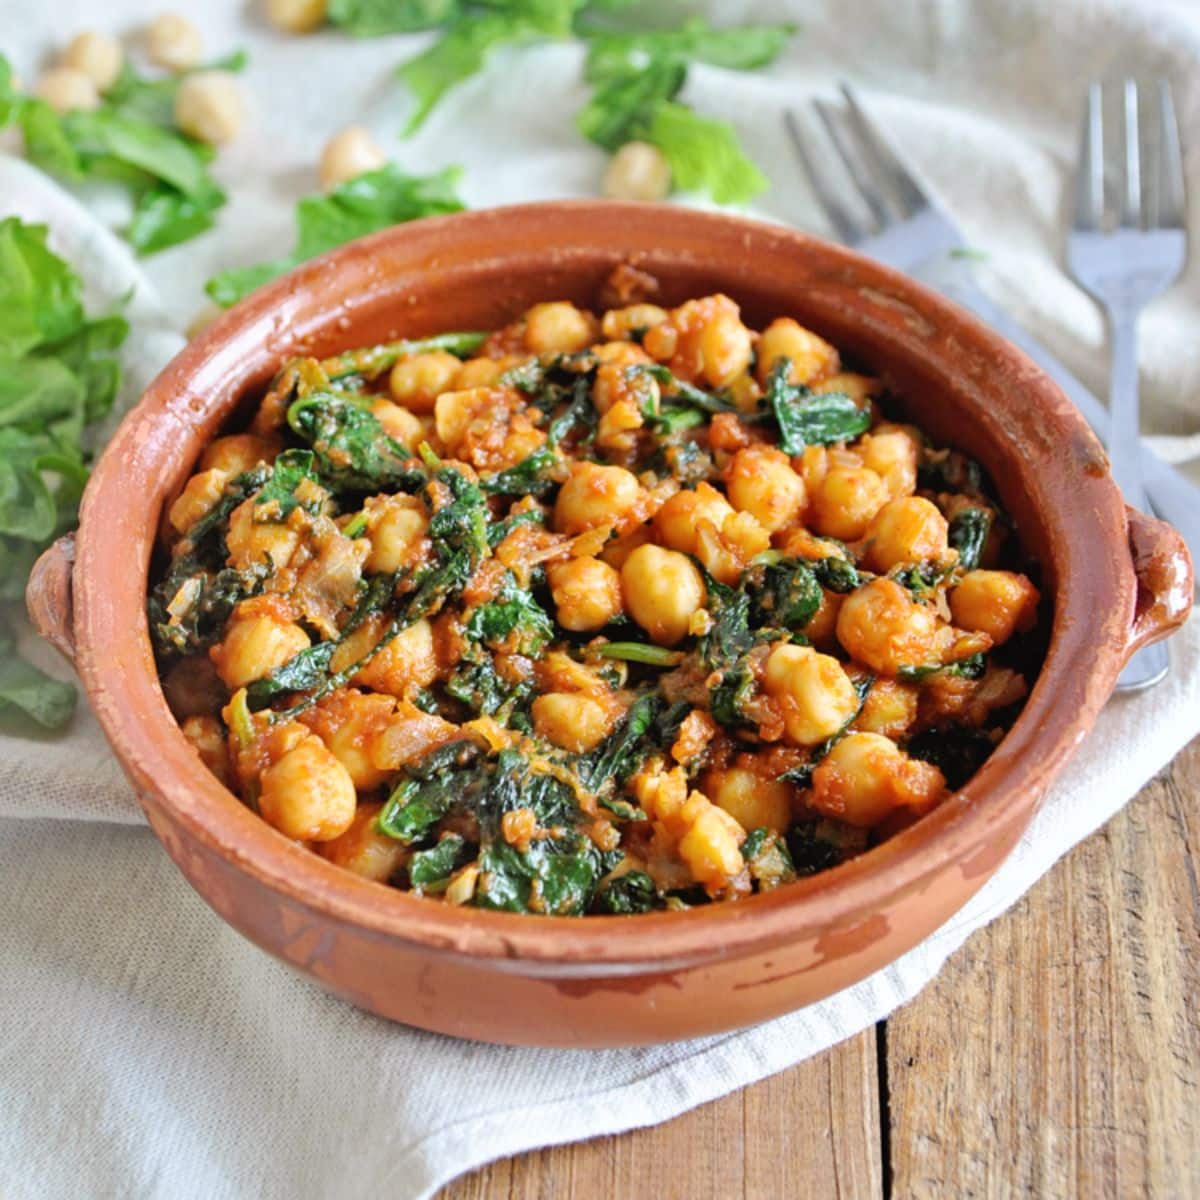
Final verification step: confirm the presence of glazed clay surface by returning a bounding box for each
[29,203,1192,1045]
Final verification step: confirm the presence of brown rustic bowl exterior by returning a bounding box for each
[27,203,1193,1047]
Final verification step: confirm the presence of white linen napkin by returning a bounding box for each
[1,2,1198,1197]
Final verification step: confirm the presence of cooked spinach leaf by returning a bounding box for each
[408,833,469,891]
[948,506,991,572]
[577,692,663,793]
[905,726,994,790]
[765,360,871,453]
[592,869,658,913]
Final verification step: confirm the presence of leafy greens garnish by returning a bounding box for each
[0,218,130,731]
[0,54,245,255]
[205,163,466,307]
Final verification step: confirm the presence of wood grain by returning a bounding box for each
[887,734,1200,1198]
[437,735,1200,1199]
[442,1028,882,1200]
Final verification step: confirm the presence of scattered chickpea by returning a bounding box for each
[836,578,942,676]
[265,0,329,34]
[175,70,244,144]
[603,141,671,203]
[35,67,99,113]
[864,496,949,573]
[531,692,615,753]
[762,643,861,747]
[621,544,706,647]
[388,351,461,414]
[60,31,123,91]
[726,445,806,534]
[950,571,1039,646]
[319,124,385,191]
[756,318,838,386]
[524,301,595,355]
[258,732,357,841]
[810,732,945,828]
[704,766,792,834]
[547,557,623,632]
[809,465,889,541]
[553,462,641,535]
[146,13,204,72]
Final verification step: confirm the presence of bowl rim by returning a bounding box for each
[71,200,1133,970]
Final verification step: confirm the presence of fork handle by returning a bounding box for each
[937,277,1200,568]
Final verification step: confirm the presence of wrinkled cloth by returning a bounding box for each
[1,1,1198,1197]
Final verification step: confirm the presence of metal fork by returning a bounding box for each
[1066,79,1187,690]
[783,83,1200,587]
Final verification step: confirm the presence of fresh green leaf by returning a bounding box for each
[576,57,685,151]
[582,19,794,82]
[397,11,555,136]
[206,164,466,306]
[329,0,460,35]
[644,101,768,205]
[126,181,225,255]
[0,218,84,358]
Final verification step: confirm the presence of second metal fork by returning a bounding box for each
[1067,79,1187,691]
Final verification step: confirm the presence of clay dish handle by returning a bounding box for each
[26,534,78,666]
[1123,507,1194,660]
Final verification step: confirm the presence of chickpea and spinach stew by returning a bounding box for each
[150,277,1042,916]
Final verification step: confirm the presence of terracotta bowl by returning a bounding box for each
[27,202,1192,1047]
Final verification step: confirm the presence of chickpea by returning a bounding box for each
[318,802,407,881]
[301,689,396,790]
[704,766,792,833]
[693,509,770,586]
[621,543,705,646]
[174,71,244,145]
[726,445,806,534]
[548,556,623,632]
[318,124,385,191]
[259,732,357,841]
[146,13,203,71]
[553,462,641,534]
[210,606,310,689]
[199,433,280,476]
[524,302,595,355]
[362,493,428,575]
[837,578,941,675]
[332,616,439,698]
[755,318,838,386]
[225,497,300,571]
[810,732,945,828]
[531,692,615,753]
[859,423,919,499]
[600,303,668,342]
[168,468,229,535]
[60,31,123,90]
[851,678,919,739]
[602,140,672,202]
[762,643,861,747]
[950,571,1039,646]
[370,398,423,448]
[35,67,99,113]
[388,350,462,413]
[266,0,329,34]
[698,309,753,389]
[453,357,511,389]
[809,465,889,541]
[804,589,845,649]
[678,800,745,888]
[180,714,230,785]
[864,496,949,572]
[653,483,734,556]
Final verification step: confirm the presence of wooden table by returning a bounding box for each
[441,735,1200,1198]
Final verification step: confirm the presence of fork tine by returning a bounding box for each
[812,97,891,230]
[782,109,871,243]
[837,82,929,219]
[1120,79,1142,227]
[1155,80,1186,228]
[1075,82,1105,230]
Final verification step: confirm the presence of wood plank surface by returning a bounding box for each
[443,1028,882,1200]
[439,735,1200,1199]
[886,735,1200,1198]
